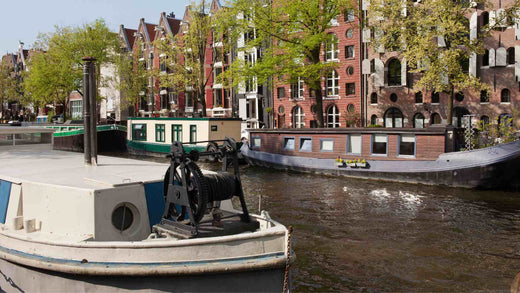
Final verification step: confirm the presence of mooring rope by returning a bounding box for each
[282,226,293,293]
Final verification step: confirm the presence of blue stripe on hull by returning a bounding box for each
[0,181,11,224]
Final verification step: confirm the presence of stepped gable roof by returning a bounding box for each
[166,16,181,36]
[119,25,137,50]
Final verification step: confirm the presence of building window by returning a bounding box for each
[344,9,355,22]
[325,34,339,61]
[283,137,295,150]
[291,78,304,99]
[320,139,334,152]
[172,125,182,142]
[384,107,403,128]
[277,87,286,98]
[390,93,398,103]
[345,45,355,59]
[398,135,416,157]
[387,58,401,86]
[507,47,515,65]
[370,114,378,126]
[326,105,340,128]
[327,70,339,96]
[480,90,489,103]
[346,29,353,39]
[299,137,313,152]
[482,11,489,26]
[347,134,362,154]
[292,106,304,128]
[431,113,442,125]
[186,91,193,108]
[371,134,387,156]
[432,92,440,104]
[501,88,511,103]
[214,89,223,107]
[370,93,378,104]
[160,57,167,72]
[346,66,354,76]
[132,124,147,141]
[346,83,355,95]
[189,125,197,143]
[70,100,82,119]
[482,49,489,66]
[455,92,464,102]
[155,124,165,142]
[413,113,425,128]
[415,92,423,104]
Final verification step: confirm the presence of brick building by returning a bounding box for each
[362,0,520,129]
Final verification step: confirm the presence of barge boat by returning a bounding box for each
[242,127,520,189]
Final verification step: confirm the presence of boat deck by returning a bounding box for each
[0,144,168,189]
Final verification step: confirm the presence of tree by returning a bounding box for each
[222,0,355,127]
[155,0,214,117]
[23,19,118,120]
[114,38,150,116]
[0,59,22,118]
[366,0,519,125]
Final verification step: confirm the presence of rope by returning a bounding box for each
[282,226,293,293]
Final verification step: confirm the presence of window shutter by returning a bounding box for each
[469,53,477,77]
[515,45,520,82]
[362,28,371,43]
[401,58,407,86]
[470,12,478,40]
[489,48,496,67]
[374,59,384,87]
[362,59,371,74]
[496,47,507,66]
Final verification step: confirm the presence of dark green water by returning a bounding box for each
[106,153,520,292]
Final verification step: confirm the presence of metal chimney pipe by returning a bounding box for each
[88,58,98,165]
[82,57,92,165]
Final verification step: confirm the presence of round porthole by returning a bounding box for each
[390,93,398,103]
[347,103,355,113]
[112,203,134,231]
[279,105,285,114]
[311,104,317,114]
[346,66,354,76]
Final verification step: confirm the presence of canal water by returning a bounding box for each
[109,153,520,292]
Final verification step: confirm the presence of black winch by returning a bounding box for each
[153,137,252,238]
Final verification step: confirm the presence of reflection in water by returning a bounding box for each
[104,153,520,292]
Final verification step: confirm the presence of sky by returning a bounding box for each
[0,0,191,54]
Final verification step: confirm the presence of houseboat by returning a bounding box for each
[0,142,292,292]
[50,124,127,152]
[127,117,242,157]
[242,126,520,189]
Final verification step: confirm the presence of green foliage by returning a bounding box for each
[473,114,519,149]
[154,1,214,116]
[113,38,150,113]
[23,19,118,119]
[0,59,23,108]
[343,110,361,127]
[366,0,519,124]
[222,0,355,127]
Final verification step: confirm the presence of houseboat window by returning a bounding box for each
[347,134,362,154]
[431,113,442,125]
[190,125,197,143]
[155,124,165,142]
[413,113,425,128]
[112,204,134,232]
[251,137,261,149]
[172,125,182,142]
[283,137,295,150]
[384,107,403,128]
[371,134,387,155]
[327,105,340,128]
[399,135,415,156]
[132,124,147,141]
[320,139,334,152]
[292,106,304,128]
[300,137,313,152]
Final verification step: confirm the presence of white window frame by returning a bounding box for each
[325,35,339,61]
[326,105,340,128]
[327,70,340,97]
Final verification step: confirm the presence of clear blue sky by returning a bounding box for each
[0,0,191,54]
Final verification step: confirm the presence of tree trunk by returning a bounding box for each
[447,87,454,126]
[309,48,324,127]
[199,86,207,117]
